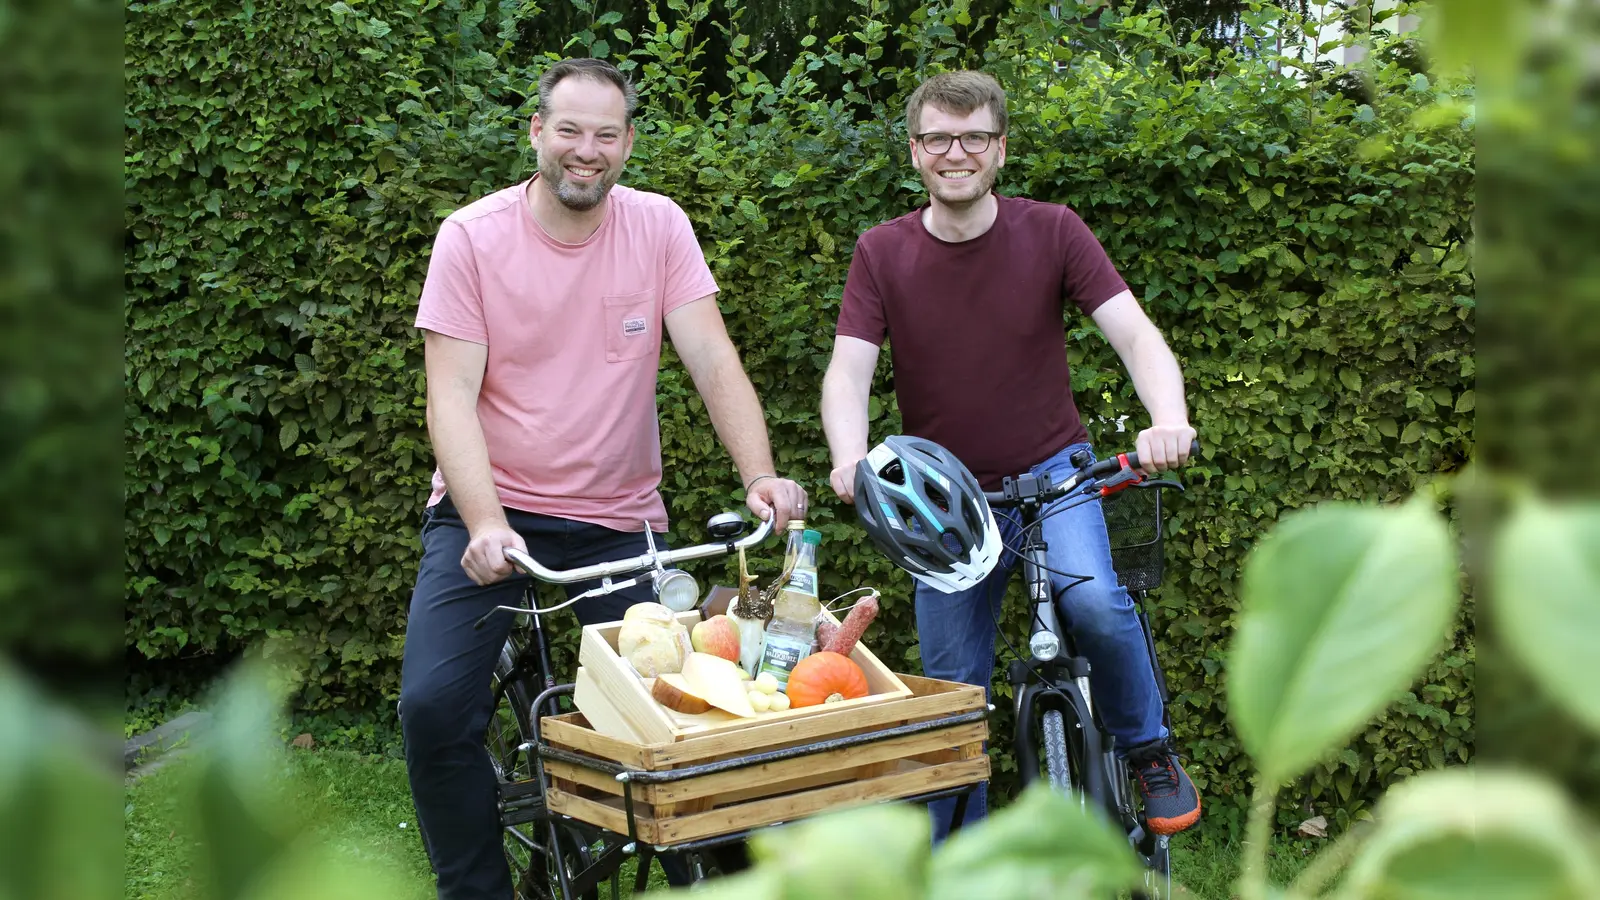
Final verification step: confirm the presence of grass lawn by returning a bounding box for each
[126,748,1316,899]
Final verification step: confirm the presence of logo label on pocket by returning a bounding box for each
[623,316,648,337]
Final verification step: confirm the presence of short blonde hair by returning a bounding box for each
[905,71,1008,135]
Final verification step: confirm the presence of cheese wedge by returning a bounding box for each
[651,673,713,714]
[680,652,757,717]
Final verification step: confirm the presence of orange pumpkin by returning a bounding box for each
[785,652,870,708]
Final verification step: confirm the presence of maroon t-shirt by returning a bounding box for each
[836,194,1129,489]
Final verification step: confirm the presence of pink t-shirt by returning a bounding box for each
[414,177,718,531]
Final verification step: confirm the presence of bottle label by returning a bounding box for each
[757,632,813,689]
[785,570,817,596]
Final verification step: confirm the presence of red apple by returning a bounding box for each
[690,614,741,663]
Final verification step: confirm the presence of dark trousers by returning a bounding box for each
[400,496,678,899]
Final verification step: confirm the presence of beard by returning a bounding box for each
[538,153,620,212]
[919,162,998,210]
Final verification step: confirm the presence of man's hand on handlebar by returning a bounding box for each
[462,523,527,586]
[746,476,809,529]
[1135,423,1199,474]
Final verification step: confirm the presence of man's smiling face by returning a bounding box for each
[531,76,634,212]
[909,103,1006,211]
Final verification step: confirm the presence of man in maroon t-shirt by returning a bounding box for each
[822,71,1201,838]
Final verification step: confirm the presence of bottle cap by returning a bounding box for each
[802,529,821,545]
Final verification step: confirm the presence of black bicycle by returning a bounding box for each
[478,510,981,899]
[987,439,1198,900]
[482,511,774,899]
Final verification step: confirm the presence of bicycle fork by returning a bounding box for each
[1011,542,1112,803]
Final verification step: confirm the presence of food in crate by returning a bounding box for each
[571,589,910,743]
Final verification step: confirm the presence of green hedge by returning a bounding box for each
[125,0,1474,833]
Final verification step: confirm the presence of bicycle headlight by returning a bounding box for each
[1029,632,1061,662]
[654,569,699,612]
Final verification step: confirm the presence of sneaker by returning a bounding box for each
[1127,738,1202,835]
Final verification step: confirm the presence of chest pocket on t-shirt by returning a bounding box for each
[602,289,658,363]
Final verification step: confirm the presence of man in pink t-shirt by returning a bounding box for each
[401,59,805,899]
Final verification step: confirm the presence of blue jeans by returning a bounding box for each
[917,442,1169,841]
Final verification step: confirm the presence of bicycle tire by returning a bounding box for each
[1042,709,1073,793]
[490,643,598,900]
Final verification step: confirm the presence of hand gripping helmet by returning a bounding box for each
[854,436,1002,593]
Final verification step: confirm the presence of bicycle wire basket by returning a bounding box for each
[1100,485,1166,593]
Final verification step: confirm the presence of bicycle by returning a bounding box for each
[477,510,983,900]
[481,510,774,899]
[985,439,1198,900]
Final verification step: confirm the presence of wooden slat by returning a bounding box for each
[897,673,979,696]
[548,757,990,846]
[650,758,991,845]
[577,626,679,744]
[646,721,988,805]
[646,683,986,767]
[542,759,624,798]
[542,722,985,805]
[543,676,986,772]
[538,714,650,769]
[572,669,652,745]
[546,789,634,840]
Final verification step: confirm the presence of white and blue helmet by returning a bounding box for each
[854,436,1001,593]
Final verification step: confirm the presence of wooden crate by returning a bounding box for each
[573,609,912,745]
[541,674,989,846]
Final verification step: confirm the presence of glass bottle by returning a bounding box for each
[757,528,822,690]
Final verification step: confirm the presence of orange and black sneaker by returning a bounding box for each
[1127,738,1202,835]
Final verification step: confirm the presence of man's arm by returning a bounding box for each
[1089,291,1197,472]
[820,336,882,504]
[424,330,527,584]
[664,296,807,526]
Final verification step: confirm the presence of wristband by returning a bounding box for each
[744,473,777,492]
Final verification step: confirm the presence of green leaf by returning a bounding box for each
[1228,496,1459,784]
[0,667,121,900]
[928,784,1144,899]
[1428,0,1519,83]
[1333,769,1600,900]
[772,170,796,188]
[280,421,300,450]
[1248,186,1271,212]
[1493,495,1600,733]
[748,803,928,900]
[184,661,304,898]
[1455,390,1475,413]
[1339,369,1362,392]
[1400,421,1424,444]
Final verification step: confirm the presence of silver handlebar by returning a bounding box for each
[471,515,778,628]
[501,516,775,584]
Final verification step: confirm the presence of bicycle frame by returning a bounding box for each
[982,443,1195,897]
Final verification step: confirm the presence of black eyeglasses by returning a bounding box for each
[914,131,1000,155]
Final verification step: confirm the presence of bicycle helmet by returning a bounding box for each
[854,435,1002,593]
